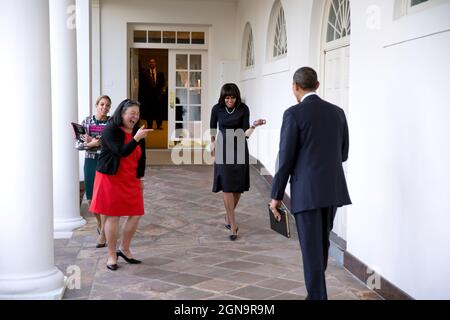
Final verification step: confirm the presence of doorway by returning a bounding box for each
[130,48,169,149]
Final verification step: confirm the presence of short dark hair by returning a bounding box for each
[111,99,141,127]
[293,67,318,90]
[218,83,242,107]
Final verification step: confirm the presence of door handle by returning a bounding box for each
[170,91,175,109]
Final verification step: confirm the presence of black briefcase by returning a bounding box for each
[268,204,291,238]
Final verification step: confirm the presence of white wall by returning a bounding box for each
[236,0,450,299]
[97,0,239,125]
[236,0,318,179]
[347,0,450,300]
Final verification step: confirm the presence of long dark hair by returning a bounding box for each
[111,99,141,127]
[218,83,242,108]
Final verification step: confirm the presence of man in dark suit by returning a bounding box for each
[270,67,351,300]
[138,58,166,130]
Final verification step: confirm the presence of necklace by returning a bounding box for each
[225,107,236,115]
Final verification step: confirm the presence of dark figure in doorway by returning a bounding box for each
[138,58,166,130]
[270,67,352,300]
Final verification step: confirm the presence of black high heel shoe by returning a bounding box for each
[116,249,142,264]
[229,227,239,241]
[106,255,118,271]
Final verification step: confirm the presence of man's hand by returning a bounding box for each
[269,199,282,222]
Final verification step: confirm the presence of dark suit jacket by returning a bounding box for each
[271,95,351,213]
[138,68,165,105]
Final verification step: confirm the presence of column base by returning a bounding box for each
[0,267,66,300]
[54,217,86,239]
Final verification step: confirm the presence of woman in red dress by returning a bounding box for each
[90,99,152,271]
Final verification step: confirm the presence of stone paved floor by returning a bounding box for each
[55,165,381,300]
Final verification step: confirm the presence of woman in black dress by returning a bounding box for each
[210,83,266,240]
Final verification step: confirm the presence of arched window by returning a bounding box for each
[326,0,351,43]
[243,23,255,68]
[268,1,288,59]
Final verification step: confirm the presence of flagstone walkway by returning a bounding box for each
[56,165,380,300]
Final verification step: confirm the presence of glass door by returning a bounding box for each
[168,50,207,148]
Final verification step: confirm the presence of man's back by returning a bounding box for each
[271,94,351,213]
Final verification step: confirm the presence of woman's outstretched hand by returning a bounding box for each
[253,119,266,127]
[134,125,153,142]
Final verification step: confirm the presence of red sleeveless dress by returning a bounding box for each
[90,130,144,216]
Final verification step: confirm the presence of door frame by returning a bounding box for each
[319,0,351,242]
[127,23,210,149]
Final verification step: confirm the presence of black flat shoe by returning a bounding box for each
[106,263,118,271]
[117,250,141,264]
[96,242,106,248]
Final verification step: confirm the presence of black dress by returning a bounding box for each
[210,103,250,193]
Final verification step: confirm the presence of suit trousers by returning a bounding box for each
[294,206,337,300]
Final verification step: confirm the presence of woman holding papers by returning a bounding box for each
[75,95,111,248]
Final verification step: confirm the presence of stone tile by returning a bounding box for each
[166,287,216,300]
[215,261,262,272]
[255,278,304,291]
[227,286,282,300]
[217,271,269,285]
[163,273,211,286]
[190,254,231,265]
[132,267,179,280]
[140,257,174,267]
[207,294,244,300]
[271,292,306,300]
[193,279,244,293]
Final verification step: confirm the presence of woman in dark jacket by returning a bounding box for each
[90,99,151,271]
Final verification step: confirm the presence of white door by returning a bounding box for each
[323,45,350,241]
[130,48,139,100]
[168,50,207,148]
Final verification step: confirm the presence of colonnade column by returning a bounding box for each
[49,0,86,238]
[0,0,66,299]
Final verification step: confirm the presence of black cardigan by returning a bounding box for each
[96,122,146,178]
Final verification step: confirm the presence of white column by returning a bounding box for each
[76,0,92,179]
[0,0,66,299]
[50,0,86,238]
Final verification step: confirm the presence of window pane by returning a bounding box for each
[175,123,188,138]
[191,32,205,44]
[189,88,201,104]
[411,0,428,6]
[190,72,201,89]
[176,54,188,70]
[326,0,351,43]
[177,32,190,44]
[190,55,202,70]
[163,31,176,43]
[176,88,187,105]
[189,106,201,121]
[176,71,188,87]
[148,30,161,43]
[133,30,146,43]
[175,106,188,121]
